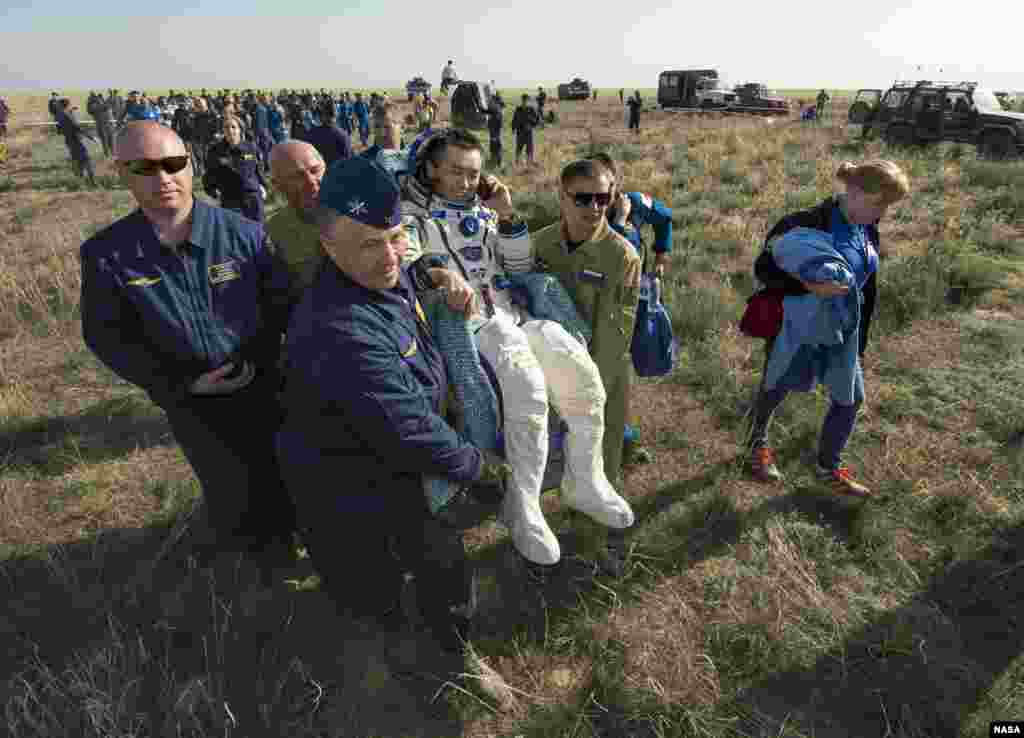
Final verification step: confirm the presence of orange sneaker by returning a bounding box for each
[750,446,783,483]
[816,465,872,498]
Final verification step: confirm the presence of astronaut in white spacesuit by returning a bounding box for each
[399,128,634,567]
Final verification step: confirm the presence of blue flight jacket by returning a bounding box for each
[202,140,267,202]
[80,200,293,407]
[609,191,673,257]
[276,259,482,516]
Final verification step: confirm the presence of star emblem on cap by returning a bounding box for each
[347,199,368,217]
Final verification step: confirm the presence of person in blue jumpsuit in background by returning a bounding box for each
[79,121,298,575]
[252,93,273,171]
[591,152,674,466]
[352,92,370,146]
[336,93,353,136]
[203,114,268,223]
[276,156,519,711]
[268,100,287,145]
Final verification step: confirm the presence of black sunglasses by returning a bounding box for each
[569,191,612,208]
[122,156,191,176]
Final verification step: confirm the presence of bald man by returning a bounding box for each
[267,141,326,298]
[80,121,299,577]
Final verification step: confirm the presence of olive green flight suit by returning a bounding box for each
[265,206,325,302]
[532,220,644,482]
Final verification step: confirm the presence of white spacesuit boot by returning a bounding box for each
[522,321,634,530]
[475,313,561,565]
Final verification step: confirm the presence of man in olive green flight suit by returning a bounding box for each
[267,141,328,300]
[532,159,644,484]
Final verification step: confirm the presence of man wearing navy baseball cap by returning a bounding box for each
[275,156,518,711]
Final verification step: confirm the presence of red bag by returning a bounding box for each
[739,290,784,339]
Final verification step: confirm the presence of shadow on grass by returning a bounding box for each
[0,515,466,738]
[732,519,1024,737]
[0,396,176,477]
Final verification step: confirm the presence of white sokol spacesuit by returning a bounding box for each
[400,175,634,565]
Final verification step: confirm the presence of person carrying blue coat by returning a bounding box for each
[275,156,520,711]
[763,227,863,405]
[80,121,299,575]
[747,160,910,497]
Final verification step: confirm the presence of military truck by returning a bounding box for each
[731,83,790,114]
[405,76,432,102]
[450,81,490,129]
[852,80,1024,159]
[658,69,737,109]
[558,78,592,100]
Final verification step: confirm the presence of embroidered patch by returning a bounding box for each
[208,261,241,285]
[127,276,162,287]
[578,269,606,285]
[459,245,484,262]
[347,199,368,217]
[638,193,653,209]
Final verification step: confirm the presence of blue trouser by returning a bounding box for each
[357,119,369,145]
[749,340,860,470]
[164,371,296,547]
[290,493,474,651]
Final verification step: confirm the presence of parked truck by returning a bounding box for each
[658,69,737,109]
[557,78,592,100]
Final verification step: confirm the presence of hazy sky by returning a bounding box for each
[2,0,1022,92]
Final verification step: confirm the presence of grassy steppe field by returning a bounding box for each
[1,93,1023,737]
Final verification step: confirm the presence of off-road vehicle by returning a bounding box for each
[731,83,790,114]
[557,78,592,100]
[850,80,1024,159]
[405,76,431,102]
[449,81,490,129]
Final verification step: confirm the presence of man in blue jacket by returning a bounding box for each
[276,156,518,711]
[79,121,299,575]
[352,92,370,146]
[252,93,273,171]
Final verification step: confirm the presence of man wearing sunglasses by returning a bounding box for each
[533,159,645,501]
[399,129,633,572]
[80,121,299,580]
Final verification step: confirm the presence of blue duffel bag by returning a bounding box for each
[631,274,676,378]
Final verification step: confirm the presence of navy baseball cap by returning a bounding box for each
[318,157,402,229]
